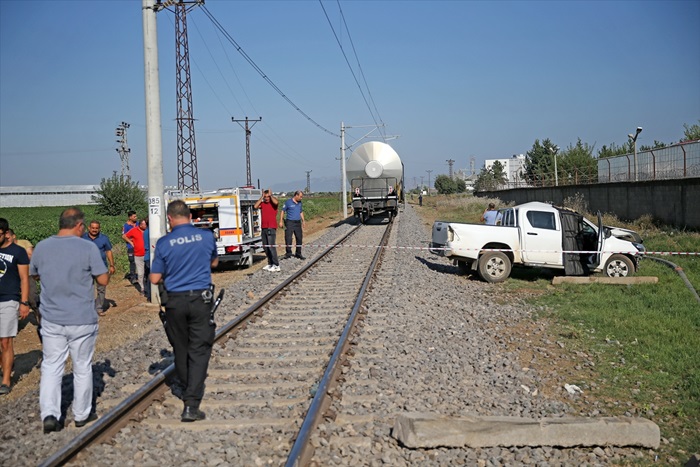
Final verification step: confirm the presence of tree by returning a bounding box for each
[639,140,667,151]
[92,172,148,216]
[558,138,597,185]
[434,174,457,194]
[455,178,467,193]
[474,162,507,192]
[598,141,632,159]
[681,120,700,142]
[524,138,557,186]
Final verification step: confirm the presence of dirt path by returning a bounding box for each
[3,216,339,402]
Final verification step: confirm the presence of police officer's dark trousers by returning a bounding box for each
[165,292,215,409]
[284,219,303,256]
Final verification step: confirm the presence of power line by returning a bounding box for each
[200,6,339,138]
[319,0,384,140]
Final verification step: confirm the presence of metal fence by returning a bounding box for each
[597,139,700,183]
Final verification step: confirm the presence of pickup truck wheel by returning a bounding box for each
[605,254,634,277]
[478,252,511,283]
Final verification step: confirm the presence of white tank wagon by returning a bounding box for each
[347,141,404,223]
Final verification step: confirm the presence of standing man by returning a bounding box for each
[122,219,147,295]
[122,211,138,284]
[30,207,109,433]
[254,189,280,272]
[279,190,306,260]
[480,203,502,225]
[142,219,151,302]
[82,220,115,316]
[150,200,218,422]
[0,218,30,396]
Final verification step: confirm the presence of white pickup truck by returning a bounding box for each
[429,201,645,283]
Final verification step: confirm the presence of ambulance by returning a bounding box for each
[165,187,263,267]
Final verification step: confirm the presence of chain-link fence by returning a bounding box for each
[598,140,700,183]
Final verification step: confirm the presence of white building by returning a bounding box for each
[0,185,99,208]
[484,154,526,185]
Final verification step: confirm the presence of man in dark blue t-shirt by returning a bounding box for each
[82,220,115,316]
[279,190,306,260]
[150,200,218,422]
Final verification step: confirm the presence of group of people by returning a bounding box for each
[0,190,307,432]
[254,189,307,272]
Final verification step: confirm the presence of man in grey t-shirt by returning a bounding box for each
[30,207,109,434]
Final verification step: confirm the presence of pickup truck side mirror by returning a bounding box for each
[603,227,612,239]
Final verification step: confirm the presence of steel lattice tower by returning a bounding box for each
[305,170,312,194]
[175,1,199,191]
[446,159,455,179]
[115,122,131,180]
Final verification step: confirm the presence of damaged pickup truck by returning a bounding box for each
[429,201,645,283]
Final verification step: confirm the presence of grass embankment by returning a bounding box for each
[0,195,342,277]
[414,194,700,462]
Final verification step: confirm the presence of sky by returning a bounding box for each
[1,0,699,193]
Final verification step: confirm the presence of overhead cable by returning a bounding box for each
[319,0,385,141]
[201,5,339,138]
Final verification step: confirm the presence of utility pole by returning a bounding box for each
[115,122,131,180]
[420,176,424,191]
[174,0,203,191]
[232,117,262,186]
[426,170,433,195]
[305,171,312,194]
[143,0,166,304]
[446,159,455,179]
[470,156,476,175]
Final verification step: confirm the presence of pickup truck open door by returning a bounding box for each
[588,212,605,269]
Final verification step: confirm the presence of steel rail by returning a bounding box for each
[39,223,362,467]
[286,218,393,467]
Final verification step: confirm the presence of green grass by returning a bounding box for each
[415,194,700,460]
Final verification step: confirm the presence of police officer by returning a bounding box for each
[149,200,218,422]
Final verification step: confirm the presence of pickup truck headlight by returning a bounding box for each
[632,242,645,253]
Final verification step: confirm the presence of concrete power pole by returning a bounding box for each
[232,117,261,186]
[446,159,455,179]
[143,0,166,301]
[305,170,312,194]
[470,156,476,175]
[426,170,433,195]
[115,122,131,180]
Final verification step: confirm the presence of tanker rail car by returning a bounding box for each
[348,141,404,224]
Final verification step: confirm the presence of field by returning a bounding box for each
[0,195,343,276]
[415,194,700,462]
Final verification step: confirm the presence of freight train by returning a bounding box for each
[347,141,404,223]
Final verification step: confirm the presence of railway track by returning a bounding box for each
[40,218,392,467]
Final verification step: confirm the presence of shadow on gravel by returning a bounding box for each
[147,348,174,376]
[57,359,116,423]
[414,255,477,277]
[13,349,42,383]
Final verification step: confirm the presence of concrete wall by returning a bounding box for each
[478,177,700,230]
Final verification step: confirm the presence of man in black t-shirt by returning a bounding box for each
[0,218,30,395]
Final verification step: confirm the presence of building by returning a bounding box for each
[484,154,527,186]
[0,185,99,208]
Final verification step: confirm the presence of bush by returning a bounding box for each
[92,174,147,216]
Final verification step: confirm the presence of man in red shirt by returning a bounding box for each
[122,219,147,294]
[254,189,280,272]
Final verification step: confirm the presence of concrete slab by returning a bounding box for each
[552,276,658,285]
[392,413,660,449]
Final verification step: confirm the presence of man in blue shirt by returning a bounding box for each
[150,200,218,422]
[279,190,306,260]
[82,220,115,316]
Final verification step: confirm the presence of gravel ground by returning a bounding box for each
[0,205,657,466]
